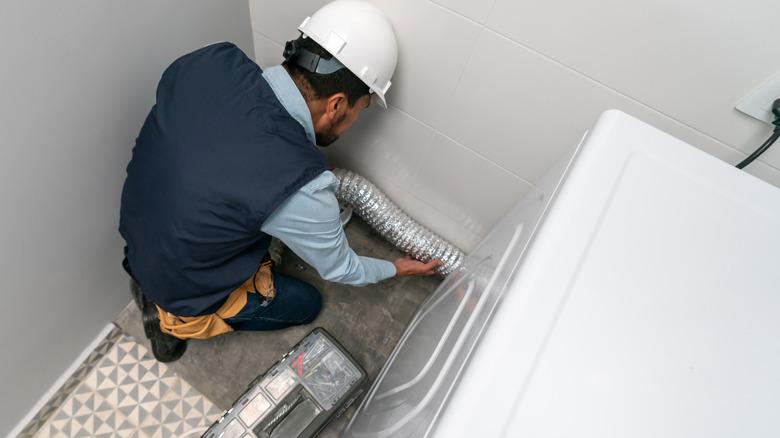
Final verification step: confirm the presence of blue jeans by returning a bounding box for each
[223,270,322,331]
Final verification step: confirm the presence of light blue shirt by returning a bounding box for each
[259,65,397,285]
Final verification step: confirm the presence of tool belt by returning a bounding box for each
[157,260,275,340]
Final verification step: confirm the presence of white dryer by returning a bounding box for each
[343,110,780,438]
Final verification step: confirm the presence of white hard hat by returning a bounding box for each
[298,0,398,108]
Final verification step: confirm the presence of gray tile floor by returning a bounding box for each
[114,217,441,437]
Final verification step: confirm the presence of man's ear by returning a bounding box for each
[325,92,348,121]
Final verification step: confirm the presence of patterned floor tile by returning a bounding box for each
[17,327,123,438]
[31,333,220,438]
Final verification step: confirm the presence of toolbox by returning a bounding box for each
[203,328,368,438]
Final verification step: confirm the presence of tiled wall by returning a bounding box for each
[249,0,780,251]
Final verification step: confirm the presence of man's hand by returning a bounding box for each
[393,254,442,277]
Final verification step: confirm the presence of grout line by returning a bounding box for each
[422,0,756,169]
[427,0,491,28]
[752,151,780,174]
[483,0,501,25]
[381,5,776,180]
[251,29,284,66]
[434,128,537,187]
[249,8,780,176]
[427,0,502,28]
[445,32,484,117]
[251,27,284,47]
[423,0,487,130]
[388,104,537,187]
[410,128,439,178]
[481,27,780,172]
[418,1,780,174]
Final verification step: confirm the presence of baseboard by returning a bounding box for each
[4,323,117,438]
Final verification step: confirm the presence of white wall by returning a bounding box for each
[249,0,780,251]
[0,1,252,434]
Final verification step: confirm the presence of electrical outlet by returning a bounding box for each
[736,71,780,124]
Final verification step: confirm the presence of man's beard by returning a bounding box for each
[315,113,345,147]
[315,131,339,147]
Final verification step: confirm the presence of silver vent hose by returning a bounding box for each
[333,169,465,276]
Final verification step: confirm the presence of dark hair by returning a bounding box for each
[282,36,369,107]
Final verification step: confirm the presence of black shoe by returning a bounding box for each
[130,278,144,311]
[140,293,187,363]
[124,259,187,362]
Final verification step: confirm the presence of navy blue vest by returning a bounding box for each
[119,43,325,316]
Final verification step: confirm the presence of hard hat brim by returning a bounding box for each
[372,91,388,109]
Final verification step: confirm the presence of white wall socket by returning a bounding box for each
[736,71,780,124]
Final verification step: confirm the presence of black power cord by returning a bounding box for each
[736,98,780,169]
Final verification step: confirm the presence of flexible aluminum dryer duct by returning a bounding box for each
[333,168,465,276]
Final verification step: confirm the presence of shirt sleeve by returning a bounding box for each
[261,172,397,286]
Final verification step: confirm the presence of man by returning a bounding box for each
[119,0,440,363]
